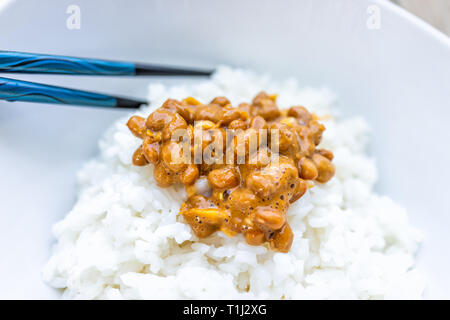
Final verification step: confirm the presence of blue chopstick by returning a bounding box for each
[0,77,146,108]
[0,51,213,76]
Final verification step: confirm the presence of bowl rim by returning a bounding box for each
[376,0,450,46]
[1,0,448,46]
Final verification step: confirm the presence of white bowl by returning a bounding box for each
[0,0,448,299]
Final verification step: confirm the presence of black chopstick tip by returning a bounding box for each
[134,63,214,77]
[115,97,148,109]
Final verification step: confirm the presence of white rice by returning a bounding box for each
[43,67,425,299]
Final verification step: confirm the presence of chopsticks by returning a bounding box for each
[0,51,213,108]
[0,51,213,76]
[0,77,146,108]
